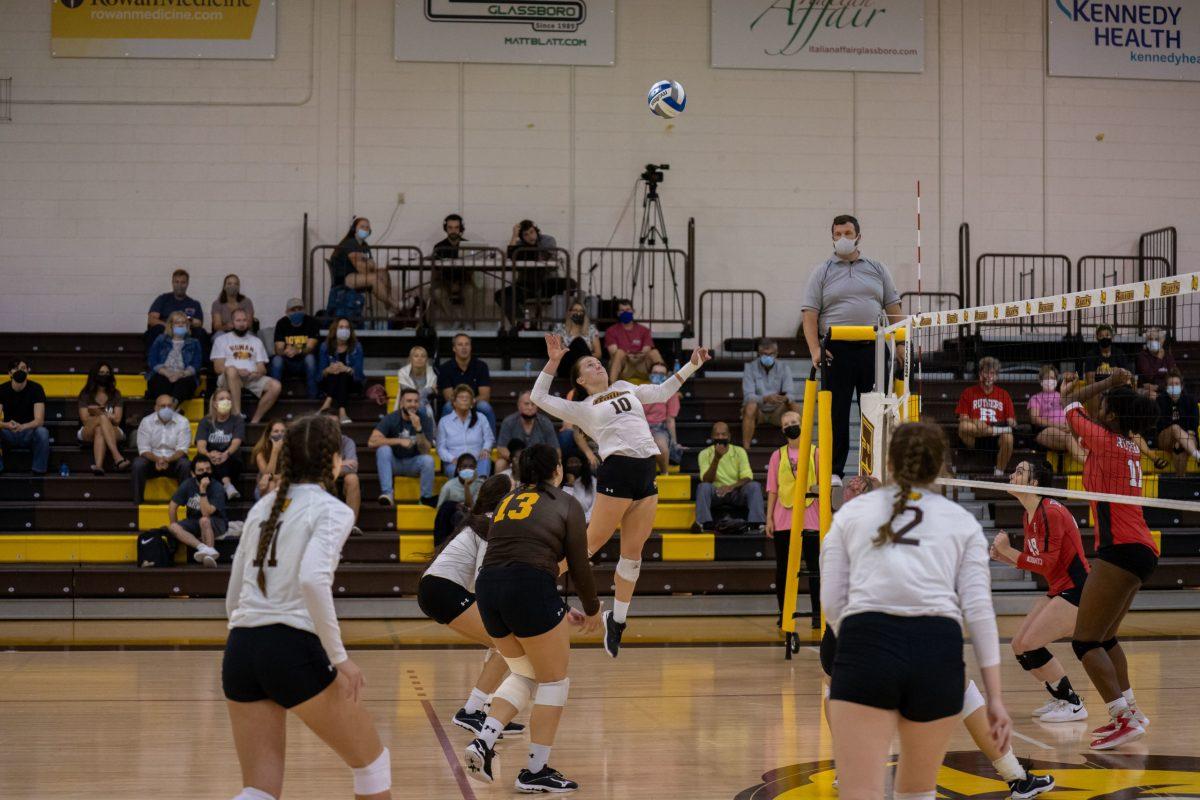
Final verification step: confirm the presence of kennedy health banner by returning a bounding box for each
[1049,0,1200,80]
[51,0,276,59]
[395,0,615,66]
[712,0,924,73]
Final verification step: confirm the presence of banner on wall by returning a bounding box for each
[1048,0,1200,81]
[711,0,924,73]
[394,0,615,66]
[50,0,276,59]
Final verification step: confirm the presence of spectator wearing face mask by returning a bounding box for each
[270,298,321,399]
[956,356,1016,477]
[604,300,664,383]
[765,409,818,624]
[195,388,246,500]
[0,359,50,476]
[741,337,800,450]
[1028,364,1088,464]
[251,419,286,500]
[433,453,479,546]
[77,361,129,475]
[1082,324,1132,382]
[210,273,255,335]
[211,308,281,424]
[561,453,597,522]
[131,394,192,503]
[146,310,202,404]
[1136,327,1176,393]
[318,317,365,424]
[1155,369,1200,476]
[329,216,401,314]
[694,421,765,533]
[166,454,224,568]
[643,362,683,475]
[552,300,603,381]
[495,390,559,474]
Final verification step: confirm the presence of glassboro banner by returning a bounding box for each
[1048,0,1200,81]
[51,0,276,60]
[395,0,615,66]
[711,0,924,73]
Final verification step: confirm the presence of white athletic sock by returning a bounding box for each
[464,687,489,714]
[1122,688,1136,708]
[528,743,552,774]
[480,716,503,748]
[233,789,275,800]
[1106,697,1130,719]
[612,599,630,624]
[992,750,1025,782]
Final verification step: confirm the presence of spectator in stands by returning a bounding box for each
[956,356,1016,477]
[212,308,280,424]
[1156,369,1200,476]
[437,384,494,479]
[436,333,496,430]
[395,345,438,425]
[0,359,50,476]
[494,390,558,474]
[561,452,597,522]
[801,214,902,480]
[77,362,129,475]
[317,317,365,424]
[499,219,564,328]
[1136,327,1176,395]
[551,299,603,381]
[694,421,765,533]
[334,419,364,536]
[433,453,478,545]
[269,298,320,399]
[506,219,557,260]
[765,409,817,623]
[1028,364,1088,464]
[369,387,437,508]
[251,419,285,500]
[131,394,192,503]
[430,213,471,319]
[1083,324,1131,381]
[195,388,245,500]
[166,454,223,568]
[605,300,664,383]
[210,273,255,335]
[144,268,208,353]
[433,213,467,259]
[741,337,800,449]
[146,311,202,405]
[329,216,400,314]
[644,362,683,474]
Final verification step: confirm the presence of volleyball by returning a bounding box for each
[647,79,686,119]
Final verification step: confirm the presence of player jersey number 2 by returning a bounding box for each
[1127,459,1143,489]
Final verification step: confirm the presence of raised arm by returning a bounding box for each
[530,335,585,427]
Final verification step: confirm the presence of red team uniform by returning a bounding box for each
[1019,498,1090,605]
[956,385,1015,426]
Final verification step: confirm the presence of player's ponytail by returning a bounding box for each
[519,443,561,488]
[874,422,946,547]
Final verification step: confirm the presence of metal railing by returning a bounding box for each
[958,222,970,309]
[1076,255,1174,338]
[305,244,425,328]
[975,254,1073,337]
[1140,226,1177,276]
[698,290,765,361]
[577,246,692,331]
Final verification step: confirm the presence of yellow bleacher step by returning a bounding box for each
[0,534,136,563]
[393,476,448,501]
[397,505,437,530]
[180,398,206,420]
[0,374,146,398]
[138,505,171,529]
[397,502,695,531]
[399,534,435,563]
[144,477,180,503]
[660,532,714,561]
[656,474,690,501]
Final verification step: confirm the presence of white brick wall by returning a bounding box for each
[0,0,1196,335]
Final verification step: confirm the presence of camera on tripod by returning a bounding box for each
[641,163,669,184]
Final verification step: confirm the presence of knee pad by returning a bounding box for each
[1102,637,1119,652]
[615,556,641,583]
[1072,639,1103,661]
[352,747,391,796]
[233,789,275,800]
[494,672,537,712]
[961,679,985,719]
[534,677,570,707]
[1015,647,1053,671]
[503,654,536,680]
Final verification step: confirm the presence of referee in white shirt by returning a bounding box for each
[801,215,903,479]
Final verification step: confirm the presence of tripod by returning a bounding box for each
[632,175,689,336]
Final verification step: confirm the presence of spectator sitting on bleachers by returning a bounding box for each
[210,273,255,335]
[561,452,596,522]
[329,216,401,314]
[0,358,50,476]
[251,419,285,500]
[195,388,245,500]
[495,390,558,474]
[437,384,494,479]
[1028,364,1087,464]
[212,308,281,424]
[369,387,437,508]
[551,299,602,381]
[144,268,207,354]
[507,218,557,260]
[146,311,201,405]
[694,421,765,533]
[77,362,129,475]
[1136,327,1176,395]
[270,298,320,399]
[132,394,192,503]
[334,419,363,536]
[433,453,478,546]
[318,316,365,424]
[956,356,1016,477]
[741,337,800,449]
[605,300,664,383]
[394,345,438,426]
[166,454,223,568]
[436,333,496,431]
[1083,324,1131,381]
[644,362,683,475]
[1156,369,1200,476]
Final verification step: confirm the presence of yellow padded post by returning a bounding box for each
[661,533,714,561]
[827,325,876,342]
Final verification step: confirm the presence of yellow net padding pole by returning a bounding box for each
[780,376,818,636]
[828,325,906,343]
[817,390,834,633]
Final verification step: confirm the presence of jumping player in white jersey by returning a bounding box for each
[222,414,392,800]
[533,334,710,656]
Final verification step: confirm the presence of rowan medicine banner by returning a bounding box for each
[711,0,924,73]
[394,0,615,66]
[1048,0,1200,81]
[51,0,277,60]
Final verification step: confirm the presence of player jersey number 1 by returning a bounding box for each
[1127,459,1143,489]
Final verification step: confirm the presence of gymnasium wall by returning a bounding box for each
[0,0,1197,335]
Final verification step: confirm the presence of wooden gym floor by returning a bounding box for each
[3,613,1200,798]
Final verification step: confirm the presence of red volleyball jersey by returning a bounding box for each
[1019,498,1090,596]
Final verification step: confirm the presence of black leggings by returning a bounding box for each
[207,452,243,485]
[774,529,820,624]
[320,372,362,409]
[146,373,198,404]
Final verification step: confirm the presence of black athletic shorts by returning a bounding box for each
[819,626,837,678]
[1055,585,1084,607]
[417,575,475,625]
[222,624,337,708]
[596,454,658,501]
[1096,543,1159,583]
[475,564,567,639]
[829,612,965,722]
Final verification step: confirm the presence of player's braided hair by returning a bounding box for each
[253,414,341,592]
[874,422,946,547]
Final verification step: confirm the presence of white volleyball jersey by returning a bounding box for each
[530,370,682,460]
[226,484,356,665]
[819,486,1000,667]
[423,525,488,593]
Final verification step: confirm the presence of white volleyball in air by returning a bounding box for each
[647,80,686,119]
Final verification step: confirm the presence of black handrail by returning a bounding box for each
[698,289,766,359]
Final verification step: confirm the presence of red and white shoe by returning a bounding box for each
[1131,707,1150,729]
[1090,716,1144,750]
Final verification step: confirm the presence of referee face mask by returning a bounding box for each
[833,235,859,258]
